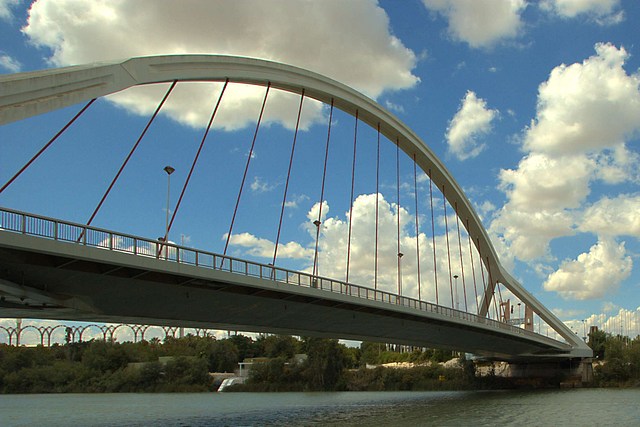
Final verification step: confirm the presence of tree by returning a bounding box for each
[598,338,631,383]
[304,338,346,390]
[227,334,258,361]
[360,342,384,365]
[81,340,129,373]
[588,328,607,360]
[208,340,239,372]
[259,335,299,359]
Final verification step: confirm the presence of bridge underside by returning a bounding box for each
[0,232,570,361]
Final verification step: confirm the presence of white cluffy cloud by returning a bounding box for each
[227,232,313,260]
[492,43,640,262]
[541,0,624,24]
[0,53,21,72]
[23,0,419,130]
[543,238,632,300]
[228,193,488,311]
[524,43,640,155]
[579,194,640,237]
[0,0,19,20]
[446,91,498,160]
[422,0,525,48]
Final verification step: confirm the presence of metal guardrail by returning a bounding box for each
[0,207,556,344]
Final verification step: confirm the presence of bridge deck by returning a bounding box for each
[0,208,571,360]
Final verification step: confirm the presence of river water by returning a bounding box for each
[1,389,639,426]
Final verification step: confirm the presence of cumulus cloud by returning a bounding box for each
[0,53,21,72]
[310,194,487,310]
[594,145,640,184]
[227,232,313,260]
[523,43,640,155]
[499,153,594,212]
[543,238,632,300]
[422,0,525,48]
[579,194,640,237]
[446,91,498,160]
[541,0,624,25]
[227,192,488,311]
[491,208,575,260]
[0,0,19,20]
[22,0,419,130]
[491,43,640,262]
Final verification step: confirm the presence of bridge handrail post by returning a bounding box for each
[21,213,26,234]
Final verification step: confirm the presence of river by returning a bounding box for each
[1,389,639,426]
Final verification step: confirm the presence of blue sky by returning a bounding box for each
[1,0,640,342]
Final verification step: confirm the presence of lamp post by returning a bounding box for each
[312,219,321,287]
[162,166,175,260]
[517,302,522,325]
[397,251,404,298]
[453,275,459,311]
[582,319,587,342]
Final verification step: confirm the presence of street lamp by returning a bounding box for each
[582,319,587,342]
[517,302,522,325]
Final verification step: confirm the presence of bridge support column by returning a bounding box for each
[504,358,594,387]
[477,358,594,388]
[580,358,594,384]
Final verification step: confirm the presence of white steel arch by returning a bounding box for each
[0,55,590,356]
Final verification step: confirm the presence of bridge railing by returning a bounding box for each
[0,207,552,343]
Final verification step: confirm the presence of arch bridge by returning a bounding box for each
[0,55,591,361]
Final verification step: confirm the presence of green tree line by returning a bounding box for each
[589,329,640,386]
[0,333,463,393]
[4,329,634,393]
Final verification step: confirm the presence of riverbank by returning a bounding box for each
[1,331,638,393]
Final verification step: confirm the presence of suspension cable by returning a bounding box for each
[345,110,358,285]
[467,219,480,313]
[272,90,305,266]
[496,282,505,321]
[486,255,496,318]
[223,83,271,257]
[455,202,468,312]
[0,98,96,194]
[396,138,402,297]
[161,80,228,253]
[374,122,381,291]
[312,99,334,279]
[428,169,438,305]
[88,81,178,231]
[477,239,489,317]
[443,186,454,308]
[493,283,500,321]
[413,154,421,301]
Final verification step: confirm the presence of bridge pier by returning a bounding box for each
[493,357,594,387]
